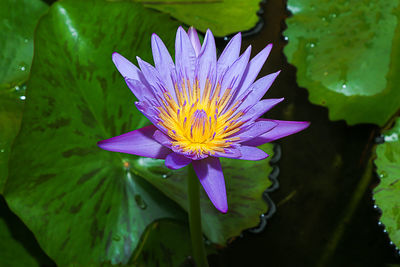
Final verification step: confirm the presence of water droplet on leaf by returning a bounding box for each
[384,133,398,142]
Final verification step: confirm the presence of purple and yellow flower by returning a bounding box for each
[98,27,309,213]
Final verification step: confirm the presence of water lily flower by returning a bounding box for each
[98,27,309,213]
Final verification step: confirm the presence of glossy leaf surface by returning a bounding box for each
[374,118,400,248]
[3,0,184,265]
[141,0,261,36]
[0,0,48,88]
[284,0,400,125]
[0,0,48,192]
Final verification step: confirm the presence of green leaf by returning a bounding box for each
[3,0,186,265]
[0,85,25,193]
[0,196,54,267]
[0,0,48,88]
[284,0,400,125]
[0,0,48,192]
[130,219,216,266]
[141,0,261,37]
[133,143,274,245]
[374,117,400,248]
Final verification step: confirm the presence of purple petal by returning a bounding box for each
[216,33,241,82]
[242,119,310,146]
[151,34,176,93]
[153,130,173,148]
[236,71,281,109]
[196,29,217,94]
[192,157,228,213]
[112,52,142,80]
[213,147,242,159]
[125,78,154,101]
[240,98,284,122]
[236,44,273,95]
[220,45,251,96]
[165,152,192,169]
[188,27,201,57]
[236,146,269,160]
[234,120,278,143]
[136,57,165,93]
[97,125,171,159]
[176,26,196,84]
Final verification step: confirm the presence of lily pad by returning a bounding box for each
[0,196,54,267]
[130,219,216,266]
[284,0,400,125]
[133,143,274,245]
[0,0,48,88]
[0,85,25,192]
[140,0,261,37]
[0,0,48,192]
[3,0,186,265]
[374,117,400,248]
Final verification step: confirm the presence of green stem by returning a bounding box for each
[187,164,209,267]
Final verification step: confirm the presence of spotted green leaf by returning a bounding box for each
[0,85,25,193]
[133,143,274,245]
[374,117,400,248]
[140,0,261,37]
[0,0,48,192]
[131,219,216,266]
[3,0,186,265]
[284,0,400,125]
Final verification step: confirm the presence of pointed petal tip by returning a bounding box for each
[151,33,158,42]
[217,205,228,214]
[192,157,228,214]
[177,26,186,35]
[97,139,107,149]
[229,31,242,43]
[188,26,196,32]
[300,121,311,129]
[96,138,115,152]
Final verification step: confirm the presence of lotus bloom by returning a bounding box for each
[98,27,309,213]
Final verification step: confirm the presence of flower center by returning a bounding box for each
[156,79,245,158]
[190,109,208,142]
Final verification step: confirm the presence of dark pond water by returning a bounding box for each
[1,0,400,266]
[209,0,400,266]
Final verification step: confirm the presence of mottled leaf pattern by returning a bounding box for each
[133,143,274,245]
[3,0,185,265]
[284,0,400,125]
[374,118,400,248]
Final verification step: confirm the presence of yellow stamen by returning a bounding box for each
[157,78,245,156]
